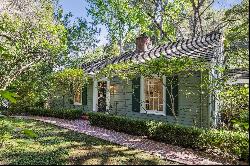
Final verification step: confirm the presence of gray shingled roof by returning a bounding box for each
[82,32,223,73]
[227,68,249,79]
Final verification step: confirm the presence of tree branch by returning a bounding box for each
[145,11,173,42]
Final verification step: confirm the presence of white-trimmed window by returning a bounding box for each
[74,88,82,105]
[140,76,166,116]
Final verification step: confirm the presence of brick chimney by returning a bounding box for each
[136,34,150,52]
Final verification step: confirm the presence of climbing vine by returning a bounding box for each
[95,56,225,123]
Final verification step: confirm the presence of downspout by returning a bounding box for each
[208,83,212,128]
[208,67,215,128]
[209,34,224,128]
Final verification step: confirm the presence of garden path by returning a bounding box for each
[14,116,229,165]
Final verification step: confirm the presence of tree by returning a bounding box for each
[0,0,67,91]
[55,7,100,67]
[8,63,55,108]
[216,0,249,131]
[1,0,99,108]
[87,0,146,52]
[87,0,225,47]
[50,68,87,108]
[219,84,249,131]
[222,0,249,69]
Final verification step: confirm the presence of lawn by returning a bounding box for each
[0,117,179,165]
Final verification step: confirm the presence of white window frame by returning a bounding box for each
[93,77,110,112]
[140,75,166,116]
[74,88,82,105]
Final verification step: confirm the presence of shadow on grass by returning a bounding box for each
[1,117,174,165]
[68,146,164,165]
[3,147,68,165]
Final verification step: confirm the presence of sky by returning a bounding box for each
[58,0,108,46]
[58,0,242,46]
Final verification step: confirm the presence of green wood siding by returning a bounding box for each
[84,72,210,128]
[166,76,179,116]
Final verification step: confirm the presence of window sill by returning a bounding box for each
[140,110,166,116]
[74,102,82,106]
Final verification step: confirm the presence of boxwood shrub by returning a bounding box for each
[3,106,83,120]
[88,112,149,136]
[87,112,249,160]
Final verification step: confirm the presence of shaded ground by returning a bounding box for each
[0,117,179,165]
[19,116,243,165]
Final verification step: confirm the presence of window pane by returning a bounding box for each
[74,88,81,103]
[144,77,163,112]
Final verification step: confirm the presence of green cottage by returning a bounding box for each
[80,32,225,128]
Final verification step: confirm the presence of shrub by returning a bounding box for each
[3,106,83,120]
[147,121,204,148]
[87,112,249,160]
[198,129,249,160]
[88,112,149,136]
[219,84,249,131]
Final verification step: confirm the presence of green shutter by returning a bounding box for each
[166,76,178,116]
[132,76,141,112]
[82,85,87,106]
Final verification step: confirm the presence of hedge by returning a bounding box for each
[88,112,149,136]
[87,112,249,160]
[3,106,83,120]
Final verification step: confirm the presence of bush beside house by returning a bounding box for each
[87,112,249,161]
[3,107,83,120]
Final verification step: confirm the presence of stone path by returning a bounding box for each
[14,116,228,165]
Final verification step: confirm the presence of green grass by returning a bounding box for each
[0,117,179,165]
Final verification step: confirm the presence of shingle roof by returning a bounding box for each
[82,32,223,73]
[227,68,249,79]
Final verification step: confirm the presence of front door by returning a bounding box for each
[97,81,107,112]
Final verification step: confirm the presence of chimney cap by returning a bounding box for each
[137,33,149,39]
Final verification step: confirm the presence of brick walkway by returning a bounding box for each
[15,116,227,165]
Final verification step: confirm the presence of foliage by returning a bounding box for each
[223,0,249,69]
[0,0,67,91]
[199,129,249,160]
[87,0,248,129]
[51,68,86,94]
[4,107,83,120]
[87,0,225,48]
[8,63,55,109]
[87,0,143,52]
[88,112,149,136]
[55,7,100,67]
[97,56,209,79]
[8,68,87,110]
[219,84,249,131]
[0,117,174,165]
[88,112,249,160]
[96,56,213,121]
[0,0,97,109]
[0,90,19,104]
[49,68,87,108]
[0,118,12,147]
